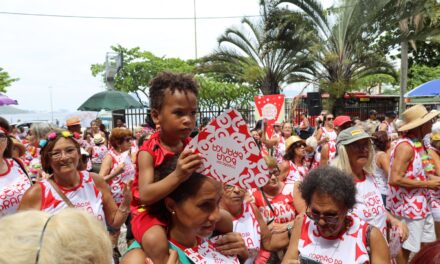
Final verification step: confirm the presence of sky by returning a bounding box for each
[0,0,331,113]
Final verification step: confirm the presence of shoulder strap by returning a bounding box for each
[261,188,276,224]
[12,157,33,185]
[48,177,75,208]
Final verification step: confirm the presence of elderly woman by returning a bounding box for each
[279,136,308,184]
[0,117,31,217]
[332,127,408,260]
[18,130,131,232]
[0,208,113,264]
[220,181,289,263]
[252,156,305,263]
[122,156,246,264]
[282,166,389,264]
[26,122,55,180]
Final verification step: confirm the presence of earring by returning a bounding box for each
[171,211,175,215]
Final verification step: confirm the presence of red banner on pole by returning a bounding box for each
[254,94,285,138]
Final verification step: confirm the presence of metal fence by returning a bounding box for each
[120,96,399,131]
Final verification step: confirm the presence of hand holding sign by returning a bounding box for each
[175,149,203,183]
[186,109,269,189]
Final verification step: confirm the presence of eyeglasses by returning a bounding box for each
[49,147,77,160]
[224,184,245,193]
[0,134,7,141]
[306,207,344,225]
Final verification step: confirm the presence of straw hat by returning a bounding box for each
[285,135,304,150]
[66,116,81,127]
[398,104,440,132]
[11,138,25,157]
[93,134,105,145]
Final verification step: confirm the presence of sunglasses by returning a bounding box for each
[326,117,334,121]
[306,207,344,225]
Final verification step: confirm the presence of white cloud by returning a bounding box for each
[0,0,260,111]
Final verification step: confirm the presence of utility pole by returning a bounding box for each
[193,0,198,59]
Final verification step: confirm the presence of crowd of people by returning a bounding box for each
[0,71,439,264]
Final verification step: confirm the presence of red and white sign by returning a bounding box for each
[254,94,285,138]
[178,236,240,264]
[186,109,269,189]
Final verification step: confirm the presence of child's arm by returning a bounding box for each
[138,149,202,205]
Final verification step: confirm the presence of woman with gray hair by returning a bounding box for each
[0,208,113,264]
[26,122,56,181]
[282,166,389,263]
[332,127,408,260]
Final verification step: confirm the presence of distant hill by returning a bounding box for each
[0,106,31,115]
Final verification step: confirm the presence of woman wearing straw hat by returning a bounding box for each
[278,136,308,184]
[388,104,440,263]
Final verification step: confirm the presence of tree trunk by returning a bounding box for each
[399,40,408,116]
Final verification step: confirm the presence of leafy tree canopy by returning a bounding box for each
[91,45,258,109]
[0,67,18,92]
[408,64,440,89]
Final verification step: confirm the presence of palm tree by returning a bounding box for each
[274,0,397,110]
[391,0,440,114]
[198,3,317,95]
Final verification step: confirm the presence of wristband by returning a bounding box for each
[287,223,293,237]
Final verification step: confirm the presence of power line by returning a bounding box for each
[0,11,261,20]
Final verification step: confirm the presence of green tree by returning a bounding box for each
[197,76,258,113]
[92,45,257,109]
[199,3,316,95]
[408,64,440,89]
[91,45,194,104]
[355,74,397,94]
[275,0,397,110]
[375,0,440,113]
[0,67,18,92]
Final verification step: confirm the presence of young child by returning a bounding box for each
[131,72,203,264]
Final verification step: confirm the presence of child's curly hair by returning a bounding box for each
[149,72,199,111]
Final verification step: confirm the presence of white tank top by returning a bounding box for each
[91,145,108,164]
[0,159,31,217]
[286,160,308,183]
[312,141,337,169]
[299,214,370,264]
[108,149,136,206]
[387,138,430,219]
[39,171,105,225]
[272,133,286,164]
[373,152,388,195]
[321,127,337,142]
[354,174,387,237]
[233,202,261,264]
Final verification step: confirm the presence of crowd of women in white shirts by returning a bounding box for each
[1,103,440,264]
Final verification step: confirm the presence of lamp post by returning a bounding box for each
[105,52,123,90]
